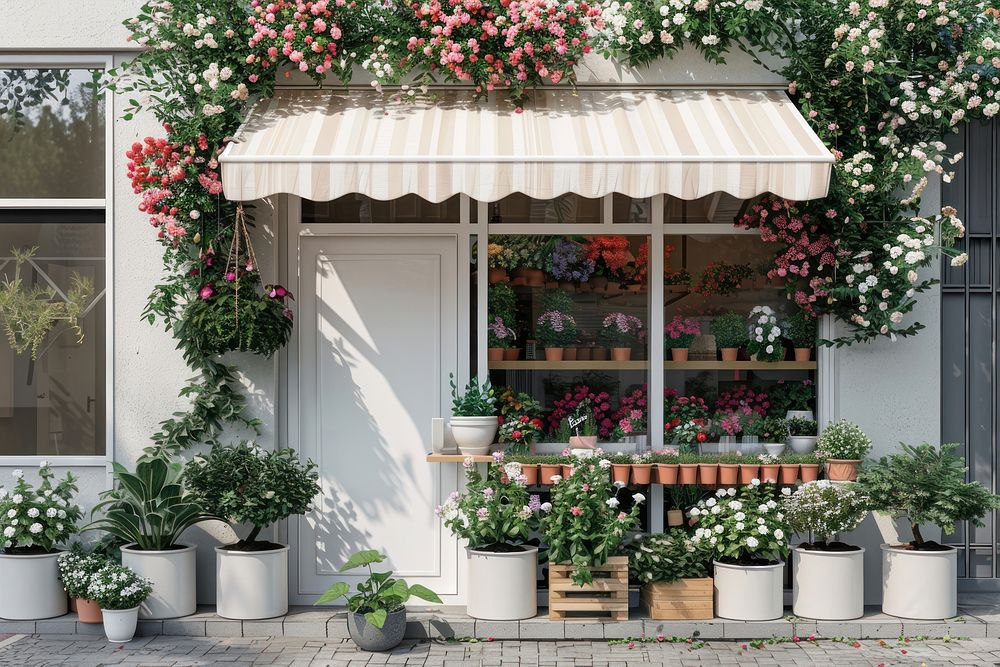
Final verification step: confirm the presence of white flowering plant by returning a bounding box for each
[58,548,110,600]
[746,306,784,362]
[435,452,544,552]
[690,481,790,566]
[624,529,713,584]
[815,419,872,461]
[0,463,82,554]
[783,480,869,547]
[86,562,153,611]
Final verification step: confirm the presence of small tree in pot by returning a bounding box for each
[710,312,747,362]
[184,441,320,620]
[859,442,1000,619]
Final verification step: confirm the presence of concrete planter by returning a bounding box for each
[450,416,498,455]
[467,546,538,620]
[121,544,196,619]
[881,544,957,619]
[0,551,67,620]
[713,560,784,621]
[347,608,407,651]
[101,607,140,643]
[792,546,865,620]
[216,544,290,620]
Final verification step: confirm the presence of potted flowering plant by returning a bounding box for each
[756,417,789,457]
[612,409,646,443]
[746,306,785,362]
[625,530,714,620]
[784,481,869,620]
[546,238,595,285]
[585,236,634,290]
[449,374,497,455]
[0,463,83,620]
[784,311,817,362]
[500,235,550,286]
[663,315,701,361]
[770,379,816,420]
[536,310,578,361]
[600,312,643,361]
[710,312,747,362]
[487,241,513,283]
[786,417,818,454]
[58,547,110,624]
[690,481,790,621]
[816,419,872,481]
[184,442,320,620]
[487,316,516,362]
[435,455,545,620]
[691,262,755,296]
[87,563,153,643]
[498,414,544,455]
[859,443,1000,619]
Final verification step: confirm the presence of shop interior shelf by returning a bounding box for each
[426,454,494,463]
[487,360,816,371]
[489,360,649,370]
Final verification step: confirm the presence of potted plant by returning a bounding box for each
[488,283,520,359]
[777,454,799,485]
[487,316,516,362]
[786,417,818,454]
[435,455,543,620]
[487,241,513,284]
[794,453,821,482]
[651,449,679,485]
[711,312,748,362]
[859,442,1000,619]
[664,315,701,362]
[538,456,563,486]
[600,312,643,361]
[608,452,632,485]
[498,414,544,455]
[449,374,498,455]
[87,455,211,619]
[757,453,780,483]
[816,419,872,481]
[58,547,109,624]
[667,485,704,527]
[757,417,789,457]
[630,453,653,485]
[784,480,869,620]
[0,463,83,620]
[784,311,817,362]
[536,310,578,361]
[770,379,816,420]
[566,400,599,448]
[691,481,790,620]
[315,550,441,651]
[717,452,741,486]
[677,452,700,485]
[746,306,785,362]
[626,530,714,620]
[87,562,153,643]
[184,442,320,620]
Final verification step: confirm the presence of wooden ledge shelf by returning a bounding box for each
[426,454,494,463]
[490,360,648,370]
[664,360,817,370]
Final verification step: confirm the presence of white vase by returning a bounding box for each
[121,544,197,619]
[792,547,865,620]
[466,546,538,620]
[450,416,498,455]
[713,560,784,621]
[764,443,785,457]
[785,410,814,422]
[102,607,140,643]
[0,551,67,620]
[216,544,289,620]
[881,544,957,619]
[786,436,818,454]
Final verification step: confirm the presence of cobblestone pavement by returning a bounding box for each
[2,634,1000,666]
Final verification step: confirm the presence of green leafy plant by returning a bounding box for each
[450,374,496,417]
[540,288,573,314]
[768,379,816,415]
[816,419,872,461]
[0,463,83,554]
[692,262,754,296]
[314,550,442,628]
[783,481,869,547]
[625,530,712,584]
[58,547,109,600]
[786,417,818,437]
[858,442,1000,549]
[536,310,578,348]
[487,282,518,329]
[691,482,790,566]
[784,311,817,349]
[755,417,789,442]
[86,562,153,611]
[711,312,748,349]
[184,442,319,549]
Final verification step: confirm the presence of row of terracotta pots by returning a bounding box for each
[489,267,644,295]
[543,347,634,362]
[518,462,823,487]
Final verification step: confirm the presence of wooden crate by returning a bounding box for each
[641,578,714,620]
[548,556,629,621]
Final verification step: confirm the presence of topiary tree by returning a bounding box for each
[858,442,1000,549]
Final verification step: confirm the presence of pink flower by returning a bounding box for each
[199,283,214,300]
[570,506,583,516]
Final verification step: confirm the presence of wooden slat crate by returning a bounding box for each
[548,556,629,621]
[641,578,714,620]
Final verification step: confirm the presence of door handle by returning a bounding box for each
[87,395,96,414]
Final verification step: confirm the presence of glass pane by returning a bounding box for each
[301,194,460,223]
[0,69,105,199]
[488,194,602,224]
[664,193,749,224]
[612,195,651,223]
[0,210,106,456]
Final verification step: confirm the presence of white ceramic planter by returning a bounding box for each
[121,544,197,619]
[216,544,289,620]
[102,607,140,643]
[713,560,784,621]
[787,435,818,454]
[450,416,498,455]
[466,546,538,620]
[881,544,957,619]
[785,410,815,422]
[0,551,67,620]
[764,443,785,457]
[792,546,865,620]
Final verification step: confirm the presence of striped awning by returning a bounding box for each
[220,88,833,203]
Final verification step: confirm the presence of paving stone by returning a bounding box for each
[562,622,604,640]
[162,619,207,637]
[403,620,430,640]
[282,621,329,638]
[73,623,106,637]
[32,619,77,635]
[722,620,794,640]
[476,620,519,640]
[600,621,643,640]
[206,620,244,637]
[136,620,163,637]
[0,621,35,633]
[900,617,987,639]
[426,617,475,639]
[518,617,564,640]
[243,621,285,638]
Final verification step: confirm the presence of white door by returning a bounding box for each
[293,234,461,603]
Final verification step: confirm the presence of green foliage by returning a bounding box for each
[784,311,817,349]
[175,285,293,358]
[768,379,815,415]
[86,562,153,611]
[691,483,790,565]
[711,312,748,349]
[314,550,442,628]
[58,547,110,600]
[755,417,789,442]
[816,419,872,461]
[624,530,712,584]
[858,443,1000,547]
[540,288,573,314]
[184,442,319,546]
[535,311,578,348]
[0,463,82,553]
[487,282,518,329]
[450,374,496,417]
[786,417,818,437]
[783,481,869,544]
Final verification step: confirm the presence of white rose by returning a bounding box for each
[606,498,620,508]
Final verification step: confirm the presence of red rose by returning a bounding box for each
[696,432,708,443]
[520,415,529,423]
[512,430,522,440]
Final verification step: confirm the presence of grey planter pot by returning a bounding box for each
[347,608,407,651]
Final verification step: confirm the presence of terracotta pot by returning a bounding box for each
[488,348,504,362]
[568,435,598,449]
[779,464,800,485]
[611,464,631,485]
[559,281,575,292]
[631,464,653,485]
[654,463,678,485]
[739,464,760,484]
[611,347,632,362]
[799,464,820,483]
[794,347,812,362]
[563,347,578,361]
[503,348,521,361]
[667,509,685,527]
[698,463,719,486]
[544,348,564,362]
[826,459,862,482]
[561,464,574,478]
[520,464,538,486]
[577,347,592,361]
[540,464,562,485]
[577,281,592,292]
[720,348,739,362]
[591,276,609,291]
[76,599,103,624]
[592,347,609,361]
[678,464,698,485]
[525,268,545,286]
[488,268,509,284]
[510,267,529,285]
[605,283,622,295]
[760,464,780,483]
[718,464,739,486]
[544,280,560,290]
[671,348,689,362]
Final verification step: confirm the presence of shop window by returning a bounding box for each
[612,195,652,223]
[487,193,602,224]
[301,194,461,223]
[664,193,748,224]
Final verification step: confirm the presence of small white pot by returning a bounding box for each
[450,416,498,455]
[121,544,197,619]
[881,544,957,619]
[792,547,865,620]
[713,560,784,621]
[0,551,67,620]
[786,436,818,454]
[216,544,289,620]
[764,443,785,457]
[467,546,537,620]
[101,607,140,643]
[785,410,814,422]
